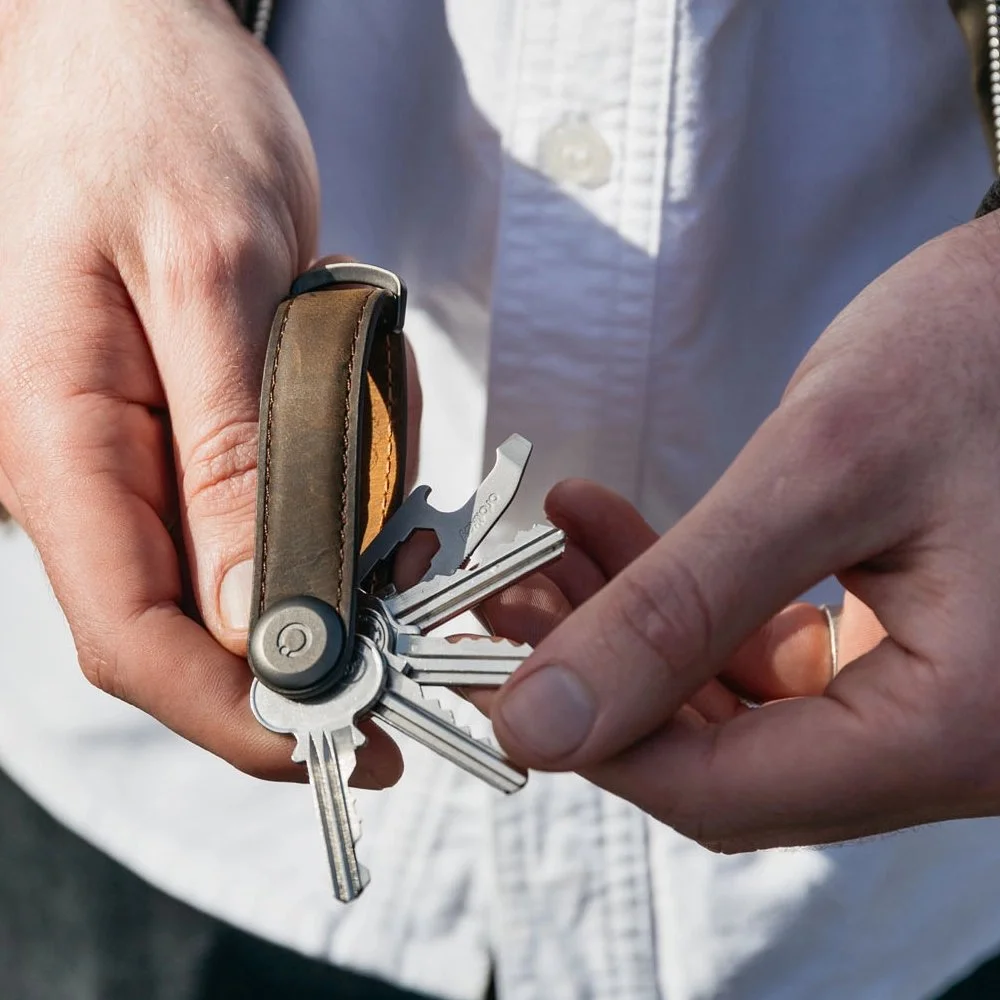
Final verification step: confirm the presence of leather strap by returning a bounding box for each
[248,268,407,695]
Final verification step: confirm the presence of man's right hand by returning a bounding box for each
[0,0,404,787]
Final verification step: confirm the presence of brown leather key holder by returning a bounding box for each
[247,263,408,699]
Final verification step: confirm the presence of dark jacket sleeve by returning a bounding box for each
[951,0,995,158]
[949,1,1000,212]
[227,1,272,38]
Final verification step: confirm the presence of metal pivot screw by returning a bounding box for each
[249,596,347,694]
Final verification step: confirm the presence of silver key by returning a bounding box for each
[394,633,531,686]
[371,665,526,793]
[250,636,387,903]
[358,434,532,583]
[382,523,566,632]
[250,432,562,903]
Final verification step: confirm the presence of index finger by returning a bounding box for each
[18,394,299,780]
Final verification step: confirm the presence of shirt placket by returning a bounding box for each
[483,0,677,522]
[484,1,678,997]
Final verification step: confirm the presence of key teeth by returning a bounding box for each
[421,695,459,727]
[513,522,558,541]
[416,692,505,755]
[390,665,500,749]
[511,523,566,553]
[441,633,532,651]
[467,522,563,568]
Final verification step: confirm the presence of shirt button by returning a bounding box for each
[538,117,612,190]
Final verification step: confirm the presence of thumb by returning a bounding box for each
[491,397,919,770]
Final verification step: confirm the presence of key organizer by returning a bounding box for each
[249,263,408,698]
[246,262,565,902]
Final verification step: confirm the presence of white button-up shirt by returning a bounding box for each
[3,2,1000,998]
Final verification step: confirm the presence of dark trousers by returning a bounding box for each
[0,768,441,1000]
[1,767,999,1000]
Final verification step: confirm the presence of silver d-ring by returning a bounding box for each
[819,603,843,678]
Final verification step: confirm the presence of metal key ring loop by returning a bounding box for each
[820,602,843,679]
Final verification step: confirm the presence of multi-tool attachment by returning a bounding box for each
[246,263,566,902]
[357,431,532,584]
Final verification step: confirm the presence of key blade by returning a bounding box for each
[306,728,369,903]
[372,670,526,793]
[424,433,531,579]
[384,523,565,632]
[358,434,532,584]
[397,634,531,687]
[249,640,389,904]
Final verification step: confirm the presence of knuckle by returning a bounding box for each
[73,601,163,709]
[671,805,726,852]
[701,839,739,856]
[788,381,907,511]
[76,632,130,705]
[670,803,729,853]
[157,211,259,304]
[0,321,69,411]
[611,572,676,660]
[181,418,258,517]
[611,552,714,668]
[799,395,869,480]
[150,192,294,311]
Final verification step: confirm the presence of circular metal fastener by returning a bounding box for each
[249,596,347,694]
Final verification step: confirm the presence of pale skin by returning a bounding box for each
[2,0,998,847]
[0,0,413,786]
[487,214,1000,850]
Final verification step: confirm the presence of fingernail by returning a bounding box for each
[220,560,253,632]
[497,665,596,761]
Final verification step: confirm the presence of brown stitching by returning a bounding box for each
[379,341,396,523]
[258,302,292,617]
[336,292,372,607]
